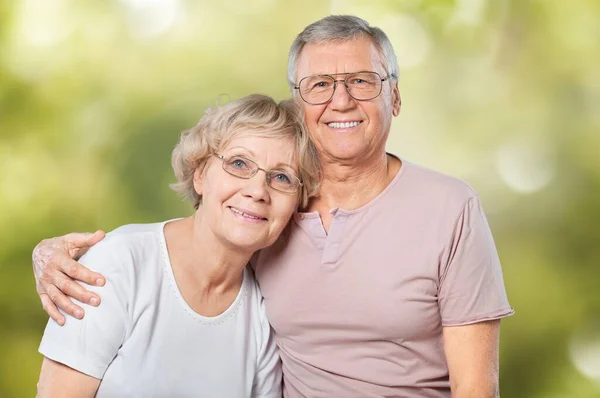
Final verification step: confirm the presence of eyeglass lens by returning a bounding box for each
[221,155,300,193]
[299,72,383,104]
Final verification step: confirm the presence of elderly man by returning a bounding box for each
[33,15,513,398]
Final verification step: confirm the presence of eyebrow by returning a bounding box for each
[225,146,297,171]
[226,146,255,156]
[272,163,297,173]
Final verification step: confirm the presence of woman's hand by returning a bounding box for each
[33,231,107,325]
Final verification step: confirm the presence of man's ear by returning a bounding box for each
[193,166,204,195]
[392,83,401,117]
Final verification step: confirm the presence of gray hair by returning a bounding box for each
[287,15,399,88]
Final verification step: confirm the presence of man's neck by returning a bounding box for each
[308,153,402,219]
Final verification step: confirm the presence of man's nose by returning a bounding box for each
[329,80,355,110]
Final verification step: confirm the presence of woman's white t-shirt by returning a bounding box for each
[39,221,282,398]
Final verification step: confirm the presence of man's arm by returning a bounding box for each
[37,357,101,398]
[443,320,501,398]
[33,231,106,325]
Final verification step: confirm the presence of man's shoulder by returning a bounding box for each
[399,160,478,202]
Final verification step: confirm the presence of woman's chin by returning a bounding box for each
[223,234,269,254]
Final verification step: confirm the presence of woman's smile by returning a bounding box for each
[227,206,268,223]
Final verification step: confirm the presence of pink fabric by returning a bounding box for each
[253,159,514,398]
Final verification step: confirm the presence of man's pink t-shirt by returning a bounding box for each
[253,159,514,398]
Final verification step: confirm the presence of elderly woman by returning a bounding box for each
[36,94,320,397]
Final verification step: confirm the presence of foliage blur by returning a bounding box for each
[1,0,599,396]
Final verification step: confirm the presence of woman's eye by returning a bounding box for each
[274,173,292,184]
[231,158,248,169]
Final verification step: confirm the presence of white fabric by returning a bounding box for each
[39,221,281,398]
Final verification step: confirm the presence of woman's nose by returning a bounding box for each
[240,171,270,202]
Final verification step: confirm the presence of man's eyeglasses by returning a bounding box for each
[215,154,302,194]
[293,71,395,105]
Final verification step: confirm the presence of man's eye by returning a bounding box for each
[350,78,367,84]
[313,81,330,89]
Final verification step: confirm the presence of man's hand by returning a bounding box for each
[33,231,107,326]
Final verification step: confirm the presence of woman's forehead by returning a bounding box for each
[223,130,293,147]
[222,134,298,166]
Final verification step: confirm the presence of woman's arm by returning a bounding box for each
[37,357,101,398]
[442,320,501,398]
[37,235,129,397]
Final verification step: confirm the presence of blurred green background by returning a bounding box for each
[1,0,599,396]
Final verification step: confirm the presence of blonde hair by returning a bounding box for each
[170,94,320,210]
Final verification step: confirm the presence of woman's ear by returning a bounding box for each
[193,166,204,195]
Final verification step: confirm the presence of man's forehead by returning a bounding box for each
[296,37,385,77]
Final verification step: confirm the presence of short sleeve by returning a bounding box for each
[252,296,282,398]
[438,196,514,326]
[38,238,130,378]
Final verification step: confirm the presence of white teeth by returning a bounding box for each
[327,121,360,129]
[230,207,261,220]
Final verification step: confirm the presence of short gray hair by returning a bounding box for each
[287,15,399,88]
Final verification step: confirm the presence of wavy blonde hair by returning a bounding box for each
[170,94,320,210]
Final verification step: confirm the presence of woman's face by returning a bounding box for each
[195,133,300,253]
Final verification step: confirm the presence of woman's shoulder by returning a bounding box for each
[80,221,166,276]
[242,266,262,301]
[242,266,270,327]
[105,221,163,245]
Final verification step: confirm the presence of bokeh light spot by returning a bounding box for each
[121,0,181,38]
[495,139,556,193]
[570,320,600,385]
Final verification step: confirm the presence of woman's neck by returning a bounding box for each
[165,214,250,296]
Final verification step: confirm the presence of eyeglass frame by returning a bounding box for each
[293,71,396,105]
[214,153,303,194]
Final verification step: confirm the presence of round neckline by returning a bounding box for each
[158,219,248,325]
[297,154,410,219]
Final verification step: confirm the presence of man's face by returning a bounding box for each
[294,36,401,164]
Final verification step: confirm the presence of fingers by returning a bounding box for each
[64,231,106,259]
[40,293,66,326]
[33,231,107,325]
[85,230,106,246]
[45,254,104,304]
[44,284,85,320]
[56,268,102,306]
[62,258,106,288]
